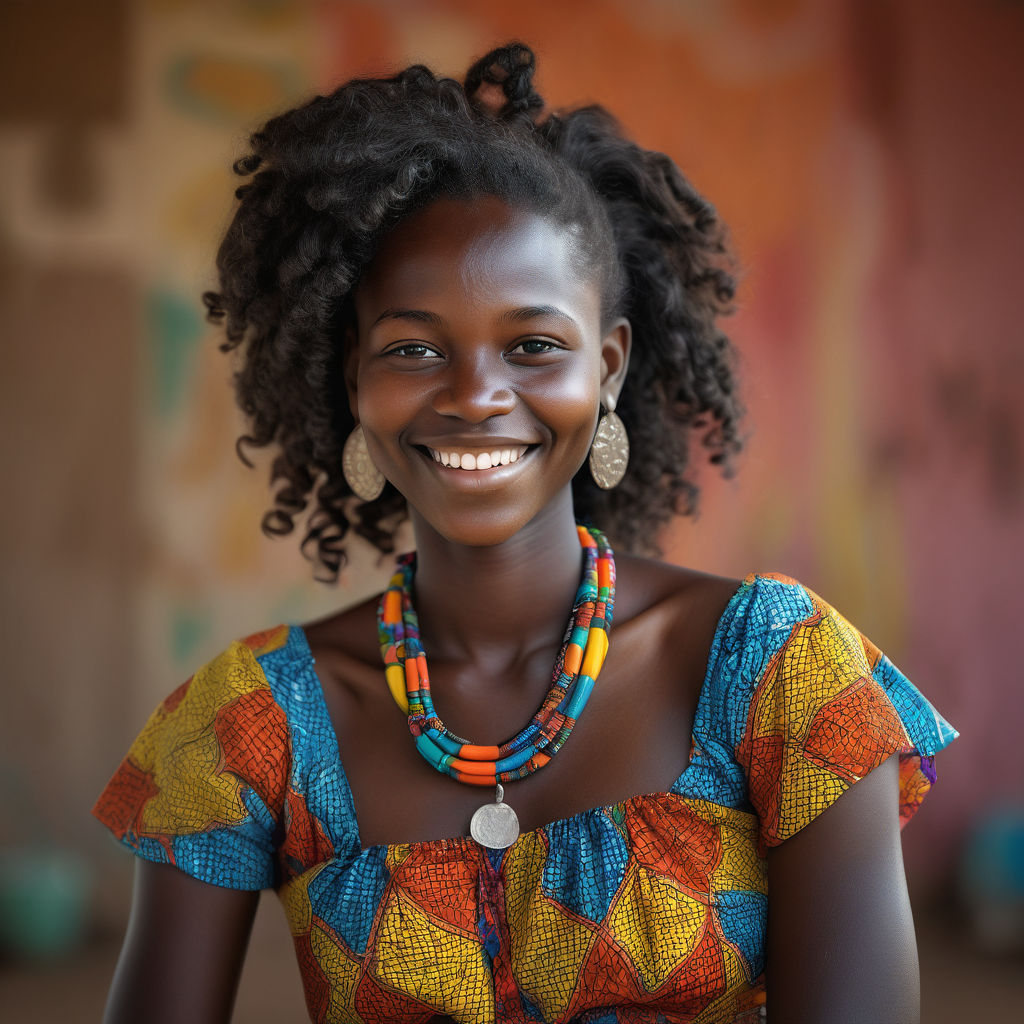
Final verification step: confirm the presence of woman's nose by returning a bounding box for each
[431,352,516,422]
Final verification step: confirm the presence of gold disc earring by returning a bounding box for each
[589,396,629,490]
[342,425,385,502]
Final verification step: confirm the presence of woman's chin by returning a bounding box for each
[413,509,538,550]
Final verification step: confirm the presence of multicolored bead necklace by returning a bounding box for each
[376,523,616,848]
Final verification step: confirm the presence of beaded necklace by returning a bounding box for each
[376,523,616,848]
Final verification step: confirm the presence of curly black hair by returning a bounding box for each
[203,42,742,582]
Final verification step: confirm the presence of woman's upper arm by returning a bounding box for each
[103,859,260,1024]
[766,753,919,1024]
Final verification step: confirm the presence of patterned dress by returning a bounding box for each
[94,572,957,1023]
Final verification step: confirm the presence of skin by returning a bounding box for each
[104,196,920,1024]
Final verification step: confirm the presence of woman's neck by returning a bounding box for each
[409,496,584,668]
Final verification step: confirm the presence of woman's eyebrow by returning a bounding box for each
[500,305,579,328]
[371,305,580,329]
[371,307,444,327]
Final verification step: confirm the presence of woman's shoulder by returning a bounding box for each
[177,592,384,711]
[160,614,353,734]
[139,626,295,727]
[646,566,837,648]
[612,556,824,655]
[613,552,743,631]
[297,592,384,704]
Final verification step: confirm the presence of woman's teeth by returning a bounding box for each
[427,446,528,470]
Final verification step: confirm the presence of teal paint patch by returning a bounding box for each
[147,289,203,418]
[170,607,210,670]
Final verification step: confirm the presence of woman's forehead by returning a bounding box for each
[356,196,600,323]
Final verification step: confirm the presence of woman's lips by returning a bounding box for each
[424,445,529,470]
[412,442,539,484]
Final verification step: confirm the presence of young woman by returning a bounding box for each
[94,43,957,1024]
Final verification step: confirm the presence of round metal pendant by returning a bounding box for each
[469,785,520,849]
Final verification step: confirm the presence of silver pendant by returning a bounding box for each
[469,784,520,849]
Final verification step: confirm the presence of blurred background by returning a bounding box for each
[1,0,1021,1020]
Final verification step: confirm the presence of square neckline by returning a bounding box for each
[285,574,752,856]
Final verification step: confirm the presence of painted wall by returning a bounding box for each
[1,0,1021,914]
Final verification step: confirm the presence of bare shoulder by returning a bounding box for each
[609,553,744,698]
[298,592,383,701]
[613,551,744,637]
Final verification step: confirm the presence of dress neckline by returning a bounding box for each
[286,574,752,855]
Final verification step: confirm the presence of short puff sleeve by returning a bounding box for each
[727,574,957,854]
[92,636,291,890]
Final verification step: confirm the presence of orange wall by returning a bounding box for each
[2,0,1021,901]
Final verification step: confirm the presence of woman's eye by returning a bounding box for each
[511,338,559,356]
[386,343,440,359]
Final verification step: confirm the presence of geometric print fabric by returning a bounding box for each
[94,572,957,1023]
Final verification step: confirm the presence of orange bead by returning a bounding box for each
[404,656,419,692]
[563,643,583,675]
[456,771,497,786]
[383,590,402,624]
[450,757,499,776]
[459,744,501,761]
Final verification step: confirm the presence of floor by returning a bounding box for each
[1,899,1020,1021]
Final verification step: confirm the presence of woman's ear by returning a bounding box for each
[342,325,360,421]
[599,318,632,406]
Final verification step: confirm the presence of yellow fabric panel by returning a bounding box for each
[503,832,597,1021]
[371,887,495,1017]
[385,844,411,873]
[777,751,848,837]
[132,641,268,834]
[246,624,290,658]
[691,972,765,1024]
[311,923,362,1018]
[279,864,324,937]
[719,942,749,990]
[746,607,871,839]
[700,804,765,896]
[607,863,708,992]
[772,607,871,743]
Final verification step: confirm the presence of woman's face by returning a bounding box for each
[348,195,629,547]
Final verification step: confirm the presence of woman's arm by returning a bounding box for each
[766,753,920,1024]
[103,859,260,1024]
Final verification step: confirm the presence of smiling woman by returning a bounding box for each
[92,42,956,1024]
[350,195,627,548]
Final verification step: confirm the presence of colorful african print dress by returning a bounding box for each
[94,572,957,1023]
